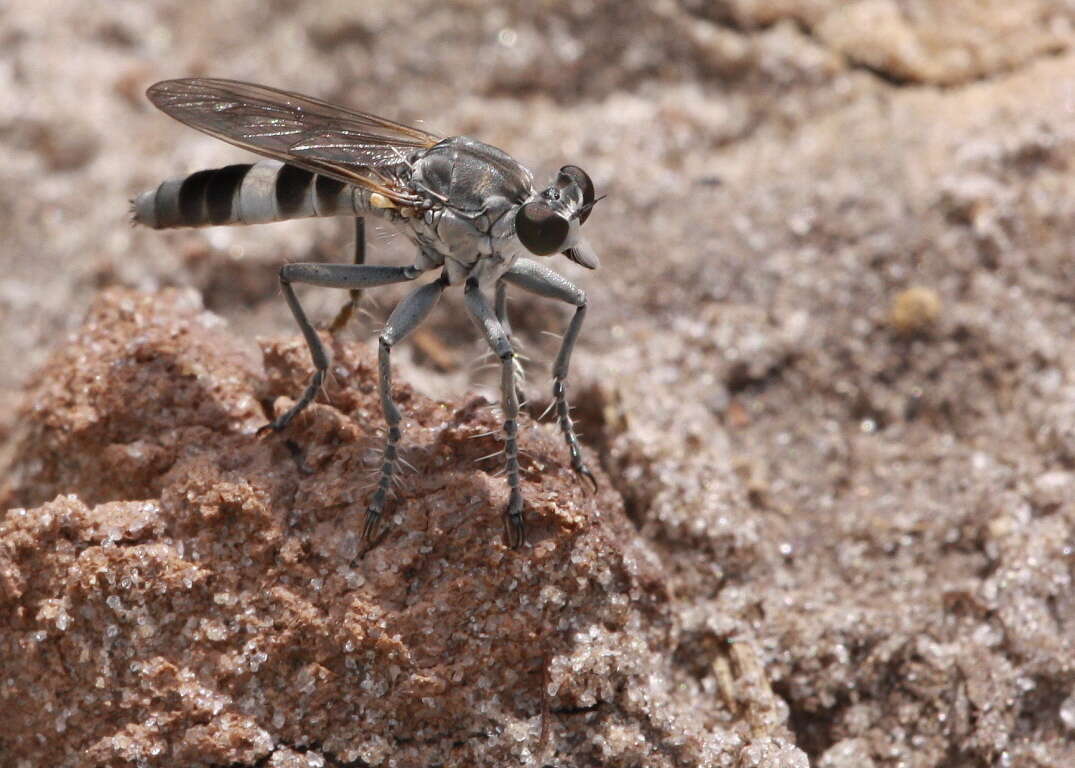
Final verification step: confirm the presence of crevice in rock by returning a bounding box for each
[725,352,796,396]
[524,379,654,531]
[550,701,602,716]
[771,679,841,761]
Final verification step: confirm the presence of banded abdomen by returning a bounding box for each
[132,160,372,229]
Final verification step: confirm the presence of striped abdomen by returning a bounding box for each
[132,160,372,229]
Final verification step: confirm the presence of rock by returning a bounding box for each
[4,3,1075,766]
[0,289,799,766]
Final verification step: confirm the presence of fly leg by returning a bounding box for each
[502,259,596,491]
[464,277,525,548]
[260,261,423,435]
[495,280,526,393]
[494,281,512,338]
[362,273,447,544]
[328,218,366,333]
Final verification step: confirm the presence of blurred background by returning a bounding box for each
[4,1,1075,764]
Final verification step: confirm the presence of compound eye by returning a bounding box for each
[515,202,569,255]
[558,165,596,223]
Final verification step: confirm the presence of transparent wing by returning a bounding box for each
[147,78,443,206]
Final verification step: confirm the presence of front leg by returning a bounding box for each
[262,261,422,435]
[502,259,596,491]
[464,277,525,548]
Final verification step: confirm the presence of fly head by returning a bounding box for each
[514,165,600,268]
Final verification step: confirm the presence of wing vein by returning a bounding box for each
[147,78,443,206]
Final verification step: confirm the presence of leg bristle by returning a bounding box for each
[536,400,557,422]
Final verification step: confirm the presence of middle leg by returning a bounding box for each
[362,273,447,544]
[464,277,525,548]
[494,280,526,395]
[494,280,512,338]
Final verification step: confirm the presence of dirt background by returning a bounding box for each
[3,1,1075,766]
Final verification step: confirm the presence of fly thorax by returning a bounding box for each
[432,209,486,257]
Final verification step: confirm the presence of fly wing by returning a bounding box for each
[147,78,443,206]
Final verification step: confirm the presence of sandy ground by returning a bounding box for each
[2,1,1075,766]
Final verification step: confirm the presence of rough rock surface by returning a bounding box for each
[0,290,798,766]
[3,1,1075,766]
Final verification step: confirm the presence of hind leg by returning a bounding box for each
[328,217,366,333]
[261,261,423,434]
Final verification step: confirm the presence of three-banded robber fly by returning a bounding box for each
[132,79,602,549]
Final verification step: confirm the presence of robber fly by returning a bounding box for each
[132,79,601,548]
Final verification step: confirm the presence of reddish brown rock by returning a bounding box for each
[7,4,1075,767]
[0,288,265,510]
[0,289,799,767]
